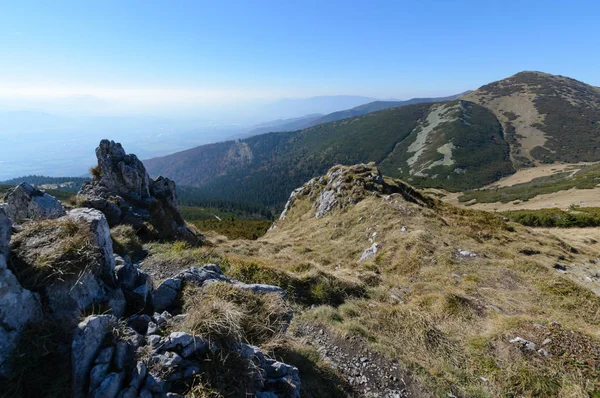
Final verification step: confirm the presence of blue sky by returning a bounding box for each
[1,0,599,111]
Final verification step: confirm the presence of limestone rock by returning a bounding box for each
[116,261,154,314]
[72,315,117,398]
[80,140,151,201]
[153,278,182,313]
[274,163,436,224]
[10,209,125,320]
[359,243,379,262]
[93,371,125,398]
[3,182,65,222]
[67,208,116,278]
[78,139,199,243]
[0,208,11,259]
[80,196,123,227]
[0,259,43,377]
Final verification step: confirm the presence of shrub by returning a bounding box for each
[90,165,102,179]
[502,207,600,228]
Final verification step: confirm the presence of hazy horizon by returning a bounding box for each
[1,0,599,179]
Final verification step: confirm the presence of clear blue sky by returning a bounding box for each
[1,0,599,106]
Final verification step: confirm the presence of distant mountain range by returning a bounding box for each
[241,92,470,138]
[144,71,600,210]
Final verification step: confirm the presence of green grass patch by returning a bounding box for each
[224,260,366,307]
[502,207,600,228]
[189,219,272,240]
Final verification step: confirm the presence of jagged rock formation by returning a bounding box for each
[0,208,43,377]
[79,140,199,244]
[152,264,290,319]
[277,163,436,222]
[70,265,299,398]
[10,208,126,320]
[3,182,65,222]
[2,203,300,396]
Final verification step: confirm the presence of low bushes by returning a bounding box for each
[502,207,600,228]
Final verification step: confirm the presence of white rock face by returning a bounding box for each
[315,190,337,218]
[68,208,116,276]
[359,243,379,262]
[72,315,117,398]
[4,182,65,222]
[0,258,43,376]
[0,208,11,259]
[0,207,43,376]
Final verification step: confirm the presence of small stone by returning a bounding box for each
[538,348,549,357]
[509,337,536,351]
[147,335,162,347]
[147,321,158,335]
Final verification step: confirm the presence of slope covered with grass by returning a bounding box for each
[146,100,512,209]
[207,164,600,396]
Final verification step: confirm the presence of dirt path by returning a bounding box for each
[293,323,432,398]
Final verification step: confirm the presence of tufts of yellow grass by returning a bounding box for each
[211,184,600,396]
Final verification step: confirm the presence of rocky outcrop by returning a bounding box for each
[3,182,65,223]
[68,208,117,278]
[65,264,299,398]
[81,140,151,201]
[153,264,289,317]
[115,255,154,315]
[71,312,300,398]
[10,209,126,320]
[79,140,199,244]
[276,163,437,222]
[0,208,10,259]
[0,262,43,377]
[3,185,297,396]
[0,208,43,377]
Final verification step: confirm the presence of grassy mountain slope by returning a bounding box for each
[463,71,600,168]
[379,100,513,191]
[211,164,600,396]
[146,100,511,208]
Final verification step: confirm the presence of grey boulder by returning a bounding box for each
[72,315,117,398]
[3,182,65,222]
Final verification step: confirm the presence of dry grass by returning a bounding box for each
[183,349,258,398]
[111,224,144,259]
[181,283,291,348]
[210,186,600,396]
[0,318,74,398]
[9,218,103,290]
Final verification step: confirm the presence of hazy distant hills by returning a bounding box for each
[241,114,324,138]
[241,93,470,138]
[304,92,472,127]
[145,71,600,209]
[255,95,380,119]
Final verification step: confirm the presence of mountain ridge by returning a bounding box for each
[145,71,599,209]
